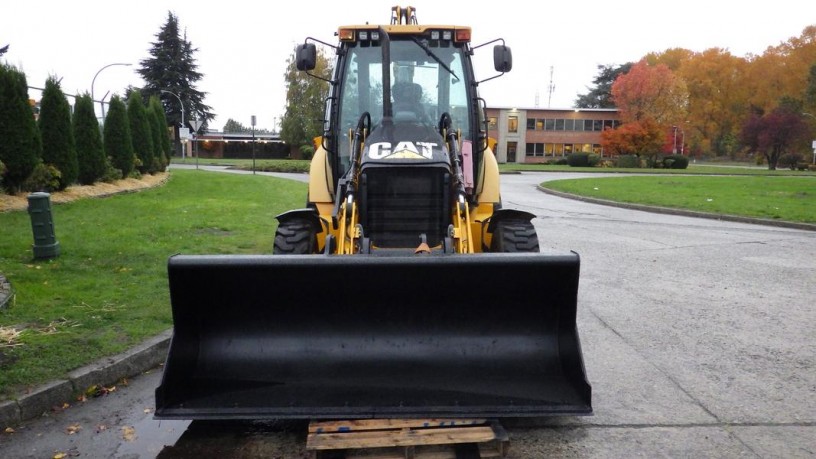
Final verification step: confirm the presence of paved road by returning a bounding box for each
[1,171,814,458]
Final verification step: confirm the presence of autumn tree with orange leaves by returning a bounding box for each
[602,60,688,166]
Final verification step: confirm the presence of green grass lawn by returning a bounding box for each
[500,163,816,176]
[0,169,306,399]
[541,175,816,223]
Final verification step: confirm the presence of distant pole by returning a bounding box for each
[672,126,678,154]
[251,115,257,175]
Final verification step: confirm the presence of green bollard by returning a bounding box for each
[27,192,60,259]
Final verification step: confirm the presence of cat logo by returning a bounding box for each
[368,141,437,160]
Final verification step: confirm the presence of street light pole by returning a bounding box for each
[161,90,185,159]
[672,125,678,154]
[803,113,816,164]
[91,62,131,119]
[251,115,257,175]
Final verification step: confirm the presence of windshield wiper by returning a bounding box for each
[409,37,459,82]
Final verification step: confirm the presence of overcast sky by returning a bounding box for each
[3,1,813,131]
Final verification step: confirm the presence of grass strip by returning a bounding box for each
[540,175,816,223]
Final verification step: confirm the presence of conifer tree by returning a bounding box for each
[138,11,213,156]
[104,95,134,178]
[148,95,169,170]
[38,76,78,189]
[127,90,154,174]
[73,93,106,184]
[0,63,40,192]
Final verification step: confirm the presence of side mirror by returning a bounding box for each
[493,45,512,73]
[296,43,317,71]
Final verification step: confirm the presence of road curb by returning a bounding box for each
[1,329,172,429]
[537,186,816,232]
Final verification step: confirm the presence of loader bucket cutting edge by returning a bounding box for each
[155,253,592,420]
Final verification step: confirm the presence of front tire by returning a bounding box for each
[490,219,540,252]
[273,218,318,254]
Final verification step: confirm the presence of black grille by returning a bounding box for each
[360,168,450,248]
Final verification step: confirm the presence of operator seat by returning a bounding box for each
[392,82,424,121]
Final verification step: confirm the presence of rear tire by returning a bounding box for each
[490,219,540,252]
[273,219,317,254]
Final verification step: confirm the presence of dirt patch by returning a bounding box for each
[0,173,169,213]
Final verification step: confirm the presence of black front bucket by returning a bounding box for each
[155,253,592,420]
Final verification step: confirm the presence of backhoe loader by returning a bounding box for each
[156,6,592,420]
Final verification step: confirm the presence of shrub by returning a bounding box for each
[617,154,640,168]
[148,96,169,171]
[73,93,107,185]
[23,162,62,192]
[567,153,589,167]
[779,152,804,170]
[554,157,568,165]
[0,159,6,189]
[299,144,315,160]
[104,96,134,178]
[101,159,123,183]
[662,154,689,169]
[0,63,41,192]
[127,90,154,174]
[587,154,600,167]
[39,76,78,190]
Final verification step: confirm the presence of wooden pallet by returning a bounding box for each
[306,418,509,459]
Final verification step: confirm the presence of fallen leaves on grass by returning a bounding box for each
[0,326,25,348]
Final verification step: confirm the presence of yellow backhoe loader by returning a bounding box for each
[156,6,592,420]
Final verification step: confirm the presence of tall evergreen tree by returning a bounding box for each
[148,95,169,170]
[574,63,633,109]
[137,11,214,156]
[104,95,134,178]
[73,93,106,184]
[0,63,40,192]
[38,76,78,189]
[127,90,154,174]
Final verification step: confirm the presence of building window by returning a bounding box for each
[508,116,518,133]
[525,143,544,156]
[554,143,564,156]
[544,143,554,156]
[536,119,544,130]
[584,119,594,131]
[488,117,497,128]
[545,119,555,130]
[603,119,614,130]
[526,142,536,156]
[564,119,575,131]
[593,120,603,131]
[564,144,573,154]
[574,119,584,131]
[526,118,536,130]
[555,119,565,130]
[593,144,603,155]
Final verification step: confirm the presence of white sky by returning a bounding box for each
[2,1,813,131]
